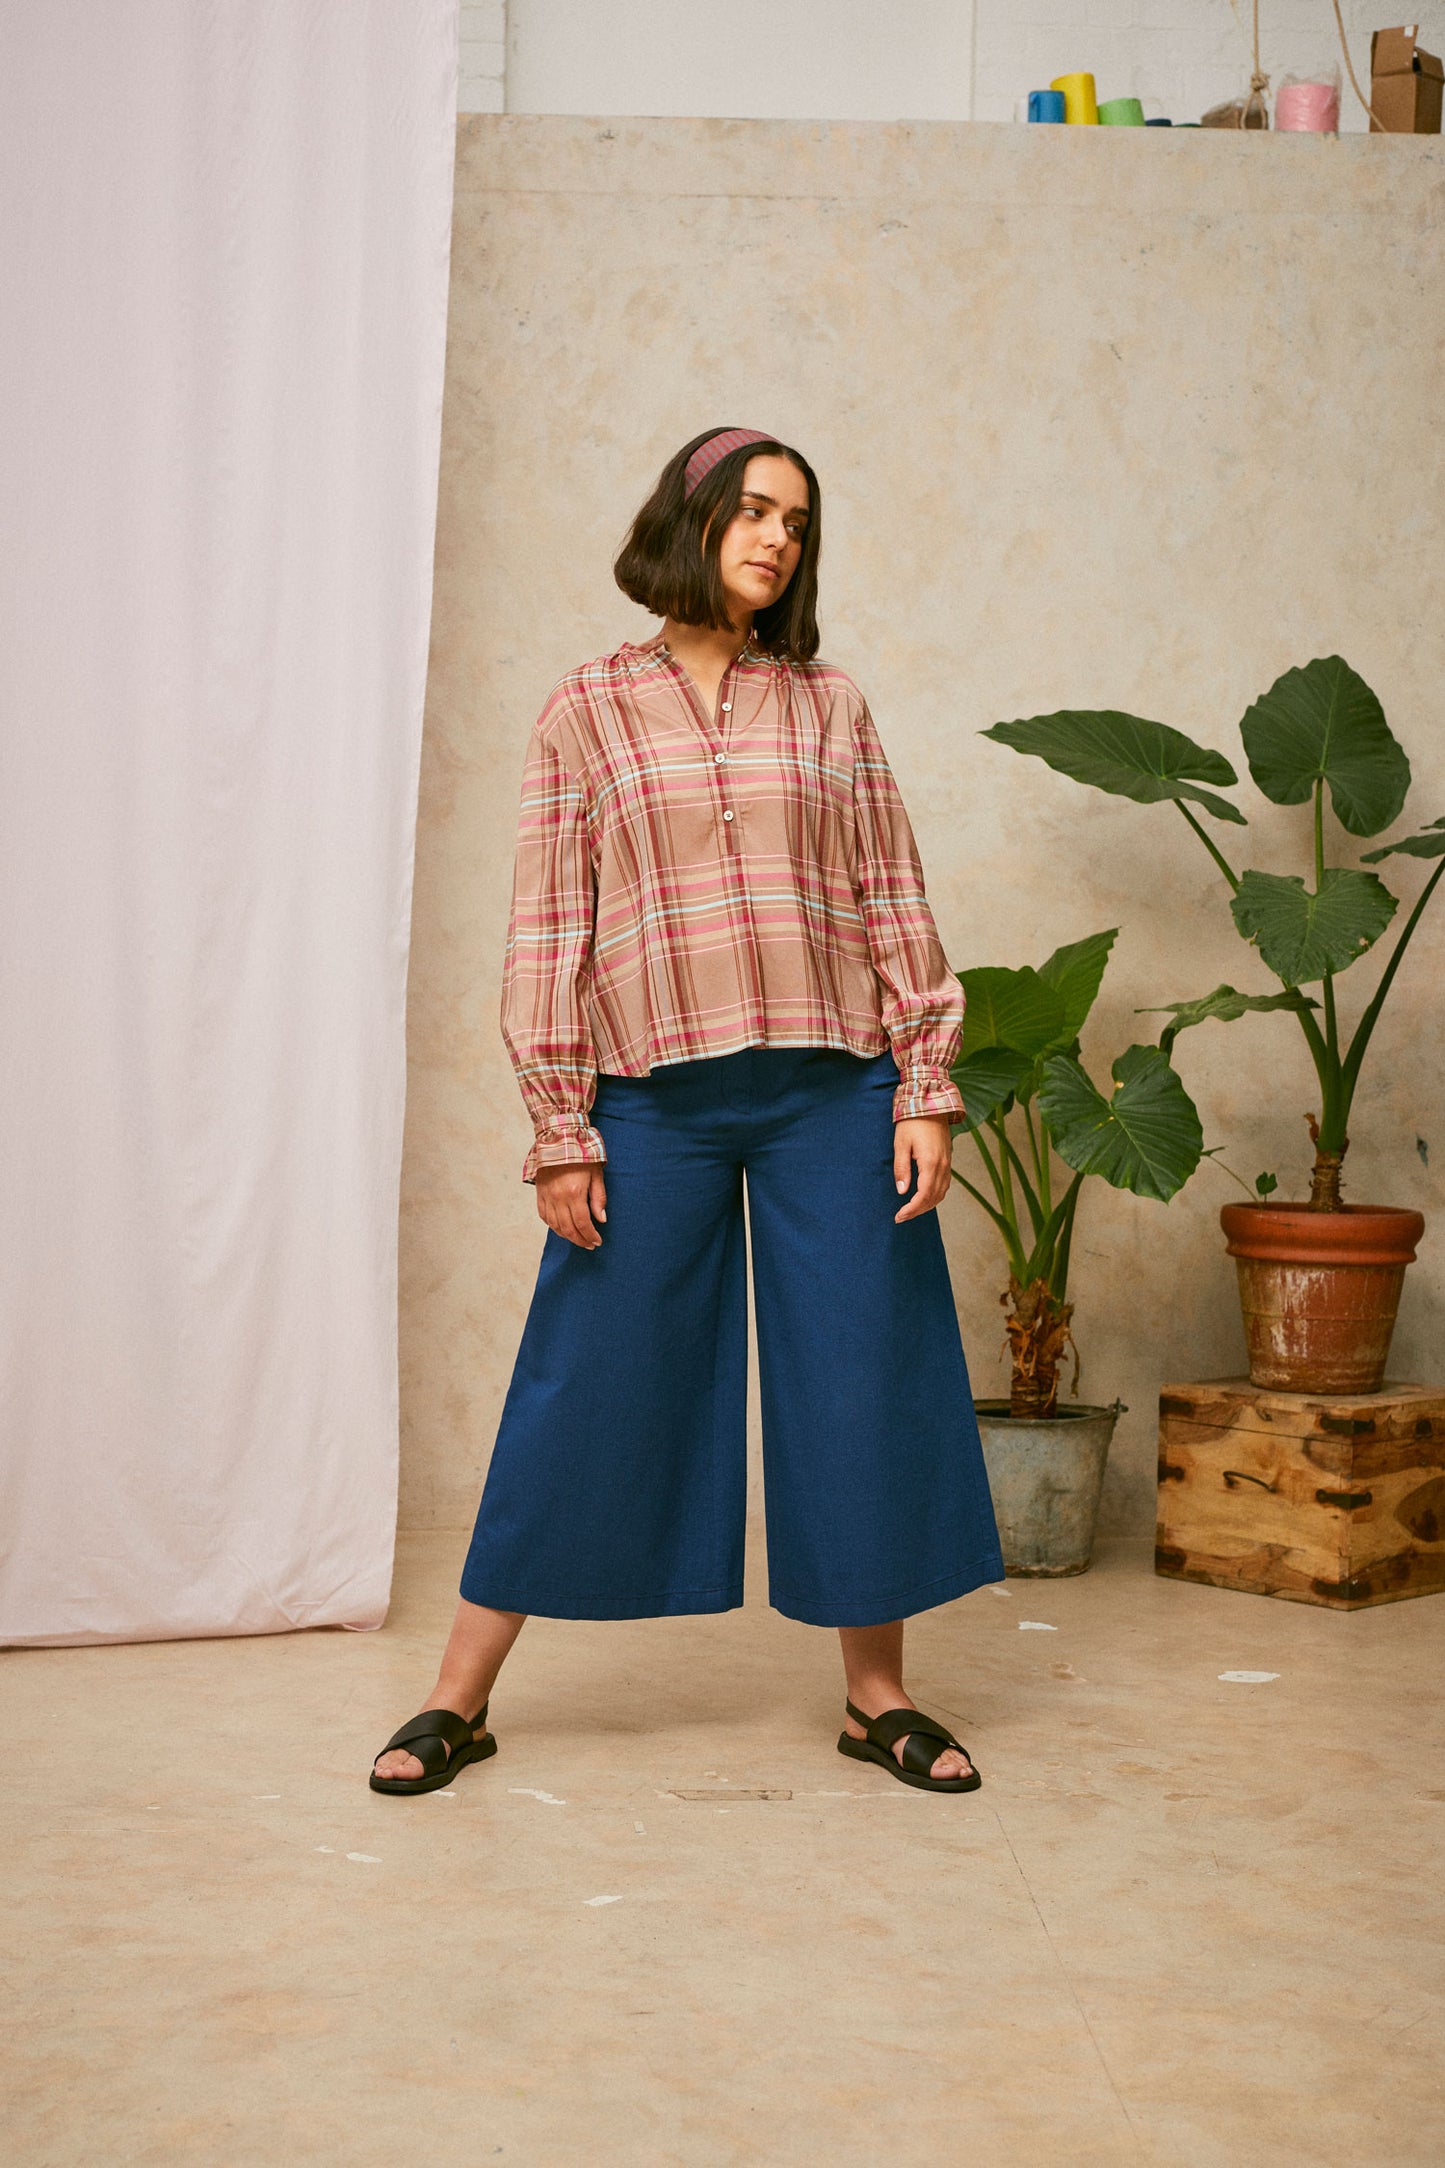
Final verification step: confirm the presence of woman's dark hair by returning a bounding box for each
[614,429,821,663]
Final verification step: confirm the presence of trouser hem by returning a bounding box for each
[767,1554,1006,1629]
[457,1577,745,1622]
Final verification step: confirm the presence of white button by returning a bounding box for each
[714,752,726,763]
[721,702,732,711]
[723,810,734,821]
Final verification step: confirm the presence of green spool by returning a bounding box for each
[1097,96,1146,126]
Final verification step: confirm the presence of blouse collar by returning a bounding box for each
[625,629,779,671]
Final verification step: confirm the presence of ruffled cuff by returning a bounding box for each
[891,1064,967,1125]
[521,1113,609,1186]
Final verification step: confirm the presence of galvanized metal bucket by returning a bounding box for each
[974,1399,1124,1577]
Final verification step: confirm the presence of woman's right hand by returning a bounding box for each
[535,1164,607,1248]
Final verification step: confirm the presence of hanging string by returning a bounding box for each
[1328,0,1387,130]
[1241,0,1270,128]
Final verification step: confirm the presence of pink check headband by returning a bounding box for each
[682,427,778,497]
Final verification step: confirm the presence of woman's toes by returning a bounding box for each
[933,1748,973,1781]
[375,1750,422,1780]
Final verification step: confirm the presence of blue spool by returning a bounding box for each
[1027,89,1067,123]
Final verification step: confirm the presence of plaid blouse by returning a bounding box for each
[501,629,967,1182]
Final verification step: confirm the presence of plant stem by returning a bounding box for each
[1290,989,1333,1099]
[1206,1151,1267,1199]
[992,1107,1018,1236]
[1322,972,1338,1067]
[1315,968,1348,1157]
[1035,1108,1054,1218]
[1305,776,1351,1160]
[1341,853,1445,1106]
[1318,963,1344,1150]
[950,1166,1017,1244]
[1048,1174,1084,1302]
[998,1124,1044,1237]
[969,1129,1027,1279]
[970,1124,1008,1211]
[1022,1177,1078,1287]
[1023,1099,1045,1192]
[1175,802,1240,891]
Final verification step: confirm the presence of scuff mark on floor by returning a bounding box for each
[669,1788,792,1802]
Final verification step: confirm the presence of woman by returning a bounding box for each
[371,427,1004,1799]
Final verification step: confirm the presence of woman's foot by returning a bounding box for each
[842,1692,974,1783]
[371,1601,526,1784]
[372,1701,488,1783]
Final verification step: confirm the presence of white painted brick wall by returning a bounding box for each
[458,0,505,114]
[502,2,973,119]
[463,3,1445,132]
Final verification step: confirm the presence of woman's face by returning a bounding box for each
[714,453,810,625]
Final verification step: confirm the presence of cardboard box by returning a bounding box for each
[1370,25,1444,133]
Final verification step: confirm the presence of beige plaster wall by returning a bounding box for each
[401,115,1445,1541]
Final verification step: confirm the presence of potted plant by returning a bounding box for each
[950,929,1204,1573]
[984,655,1442,1394]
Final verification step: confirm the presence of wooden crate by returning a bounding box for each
[1156,1377,1445,1609]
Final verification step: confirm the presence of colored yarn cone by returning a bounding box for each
[1050,72,1099,124]
[1027,89,1067,123]
[1276,80,1339,131]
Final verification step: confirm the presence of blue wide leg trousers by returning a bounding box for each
[459,1045,1004,1628]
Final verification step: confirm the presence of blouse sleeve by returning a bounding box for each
[499,716,609,1184]
[849,694,968,1124]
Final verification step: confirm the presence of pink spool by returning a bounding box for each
[1276,80,1340,131]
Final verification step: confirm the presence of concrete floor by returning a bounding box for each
[6,1534,1444,2167]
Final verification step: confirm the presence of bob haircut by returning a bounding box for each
[614,429,822,664]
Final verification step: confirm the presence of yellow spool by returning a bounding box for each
[1050,72,1099,125]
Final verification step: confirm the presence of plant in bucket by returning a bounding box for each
[950,930,1204,1573]
[984,656,1443,1395]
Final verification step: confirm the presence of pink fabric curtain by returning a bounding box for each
[0,2,458,1643]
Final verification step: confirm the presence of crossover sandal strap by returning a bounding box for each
[846,1701,956,1753]
[375,1704,486,1776]
[899,1727,967,1778]
[844,1699,969,1775]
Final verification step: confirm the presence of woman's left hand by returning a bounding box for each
[892,1115,955,1222]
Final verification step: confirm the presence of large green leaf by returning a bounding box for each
[1136,983,1319,1053]
[1037,928,1119,1045]
[982,711,1245,825]
[1239,656,1410,837]
[957,965,1066,1060]
[1037,1046,1203,1204]
[948,1047,1035,1136]
[1230,867,1397,984]
[1362,816,1445,863]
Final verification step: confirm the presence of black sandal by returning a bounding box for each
[369,1701,495,1795]
[837,1698,981,1793]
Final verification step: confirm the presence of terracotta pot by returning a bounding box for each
[1220,1202,1425,1394]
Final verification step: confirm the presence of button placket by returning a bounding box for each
[658,637,745,853]
[715,655,740,852]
